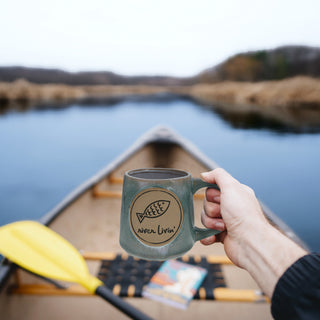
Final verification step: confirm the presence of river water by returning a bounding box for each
[0,97,319,251]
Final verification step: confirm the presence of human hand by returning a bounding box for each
[200,168,307,298]
[200,168,269,269]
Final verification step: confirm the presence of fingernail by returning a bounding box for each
[215,221,225,230]
[213,196,220,202]
[200,172,210,179]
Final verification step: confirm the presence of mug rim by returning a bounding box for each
[125,168,190,181]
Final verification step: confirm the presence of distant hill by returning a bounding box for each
[1,45,320,85]
[0,66,184,86]
[194,45,320,83]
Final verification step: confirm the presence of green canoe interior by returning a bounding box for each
[0,127,298,319]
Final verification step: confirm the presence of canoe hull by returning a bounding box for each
[1,126,304,319]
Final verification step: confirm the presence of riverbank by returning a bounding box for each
[0,79,169,105]
[179,76,320,131]
[185,76,320,108]
[1,76,319,107]
[1,76,320,130]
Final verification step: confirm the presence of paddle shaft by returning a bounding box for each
[20,264,155,316]
[95,285,152,320]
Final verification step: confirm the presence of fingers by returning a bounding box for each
[206,188,220,203]
[201,200,226,231]
[200,172,228,247]
[200,235,217,246]
[203,199,221,218]
[201,187,226,236]
[200,168,235,248]
[200,231,227,246]
[201,209,225,230]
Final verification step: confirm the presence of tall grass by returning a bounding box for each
[1,76,320,115]
[186,76,320,109]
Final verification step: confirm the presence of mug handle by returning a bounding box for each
[192,178,221,241]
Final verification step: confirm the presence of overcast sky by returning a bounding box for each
[1,0,320,76]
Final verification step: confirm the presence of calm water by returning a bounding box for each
[1,98,320,251]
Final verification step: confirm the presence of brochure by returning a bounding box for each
[142,259,207,310]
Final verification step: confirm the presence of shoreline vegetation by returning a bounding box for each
[1,45,320,131]
[1,76,320,131]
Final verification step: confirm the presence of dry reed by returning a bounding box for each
[1,77,320,108]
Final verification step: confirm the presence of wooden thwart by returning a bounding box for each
[11,284,89,296]
[93,174,206,199]
[213,288,269,302]
[81,251,233,265]
[92,187,205,200]
[92,188,122,198]
[10,284,268,302]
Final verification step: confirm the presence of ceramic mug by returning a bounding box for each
[119,168,221,260]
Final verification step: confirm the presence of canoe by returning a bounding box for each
[0,126,308,320]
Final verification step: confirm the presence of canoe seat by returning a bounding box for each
[97,254,226,300]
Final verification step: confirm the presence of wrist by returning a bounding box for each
[240,223,307,297]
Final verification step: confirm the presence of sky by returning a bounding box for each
[1,0,320,77]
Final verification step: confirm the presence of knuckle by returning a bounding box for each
[206,187,220,200]
[203,198,210,212]
[203,200,215,217]
[214,167,225,177]
[241,184,255,195]
[200,211,207,226]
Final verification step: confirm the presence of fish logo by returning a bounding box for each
[136,200,170,223]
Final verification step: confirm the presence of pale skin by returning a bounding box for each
[200,168,308,298]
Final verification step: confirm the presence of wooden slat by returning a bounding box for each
[181,255,189,262]
[105,176,206,198]
[82,251,233,265]
[82,251,117,260]
[127,285,135,297]
[92,187,122,198]
[11,284,268,303]
[181,254,232,265]
[213,288,269,303]
[199,287,206,299]
[193,255,202,263]
[108,175,123,184]
[92,188,205,200]
[207,256,233,265]
[113,284,121,295]
[194,193,205,200]
[11,284,90,296]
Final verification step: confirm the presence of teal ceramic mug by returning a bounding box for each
[119,168,221,260]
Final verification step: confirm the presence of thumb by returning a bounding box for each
[200,170,217,183]
[201,168,237,190]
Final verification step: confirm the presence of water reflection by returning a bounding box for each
[1,95,320,134]
[210,108,320,134]
[0,94,182,113]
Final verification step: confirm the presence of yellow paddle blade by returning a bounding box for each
[0,221,102,293]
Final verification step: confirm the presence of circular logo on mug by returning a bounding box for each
[129,188,183,247]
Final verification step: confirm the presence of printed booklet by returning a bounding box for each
[142,259,207,310]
